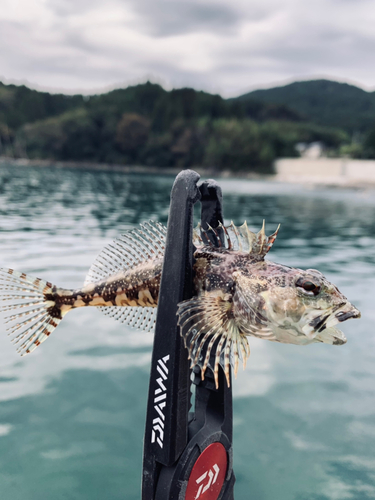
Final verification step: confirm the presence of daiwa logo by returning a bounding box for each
[151,354,170,448]
[195,464,220,499]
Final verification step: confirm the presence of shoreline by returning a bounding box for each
[0,156,271,180]
[1,156,375,190]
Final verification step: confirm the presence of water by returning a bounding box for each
[0,164,373,500]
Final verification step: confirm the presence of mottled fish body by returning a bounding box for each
[46,260,162,316]
[0,220,360,388]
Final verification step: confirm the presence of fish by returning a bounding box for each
[0,220,360,388]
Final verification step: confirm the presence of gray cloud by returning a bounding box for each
[46,0,106,17]
[1,0,375,96]
[125,0,243,36]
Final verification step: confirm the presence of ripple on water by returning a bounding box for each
[0,164,373,500]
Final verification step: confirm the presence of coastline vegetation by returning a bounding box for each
[1,79,374,173]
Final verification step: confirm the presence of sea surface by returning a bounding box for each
[0,164,373,500]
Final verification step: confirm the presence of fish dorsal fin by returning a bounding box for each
[85,220,166,332]
[193,220,280,258]
[84,220,167,285]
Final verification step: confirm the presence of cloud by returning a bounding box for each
[46,0,105,17]
[125,0,243,36]
[1,0,375,96]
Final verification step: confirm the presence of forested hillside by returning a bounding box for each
[235,79,375,132]
[0,82,84,130]
[1,79,373,172]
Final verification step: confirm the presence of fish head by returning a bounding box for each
[256,264,361,344]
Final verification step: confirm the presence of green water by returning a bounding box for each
[0,164,373,500]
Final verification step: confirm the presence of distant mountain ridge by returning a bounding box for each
[1,78,374,170]
[0,81,84,130]
[0,80,299,133]
[234,79,375,133]
[2,78,374,135]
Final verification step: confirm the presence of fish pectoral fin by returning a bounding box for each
[177,291,250,389]
[239,323,276,340]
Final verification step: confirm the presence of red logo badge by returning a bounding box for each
[185,442,227,500]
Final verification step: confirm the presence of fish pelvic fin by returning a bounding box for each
[0,268,68,355]
[193,221,280,259]
[177,291,250,389]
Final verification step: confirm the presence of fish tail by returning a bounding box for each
[0,268,65,355]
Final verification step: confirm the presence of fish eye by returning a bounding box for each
[295,277,321,296]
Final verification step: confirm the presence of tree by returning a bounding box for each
[116,113,150,153]
[364,125,375,157]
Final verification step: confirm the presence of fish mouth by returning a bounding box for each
[302,303,361,340]
[335,309,361,322]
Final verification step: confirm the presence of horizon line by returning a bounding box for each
[0,74,374,99]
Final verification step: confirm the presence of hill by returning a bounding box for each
[0,80,356,171]
[0,81,84,130]
[234,79,375,133]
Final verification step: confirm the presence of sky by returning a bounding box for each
[1,0,375,97]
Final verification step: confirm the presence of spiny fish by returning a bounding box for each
[0,220,360,388]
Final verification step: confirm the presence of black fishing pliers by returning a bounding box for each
[142,170,235,500]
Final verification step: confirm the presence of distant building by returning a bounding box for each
[295,142,325,159]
